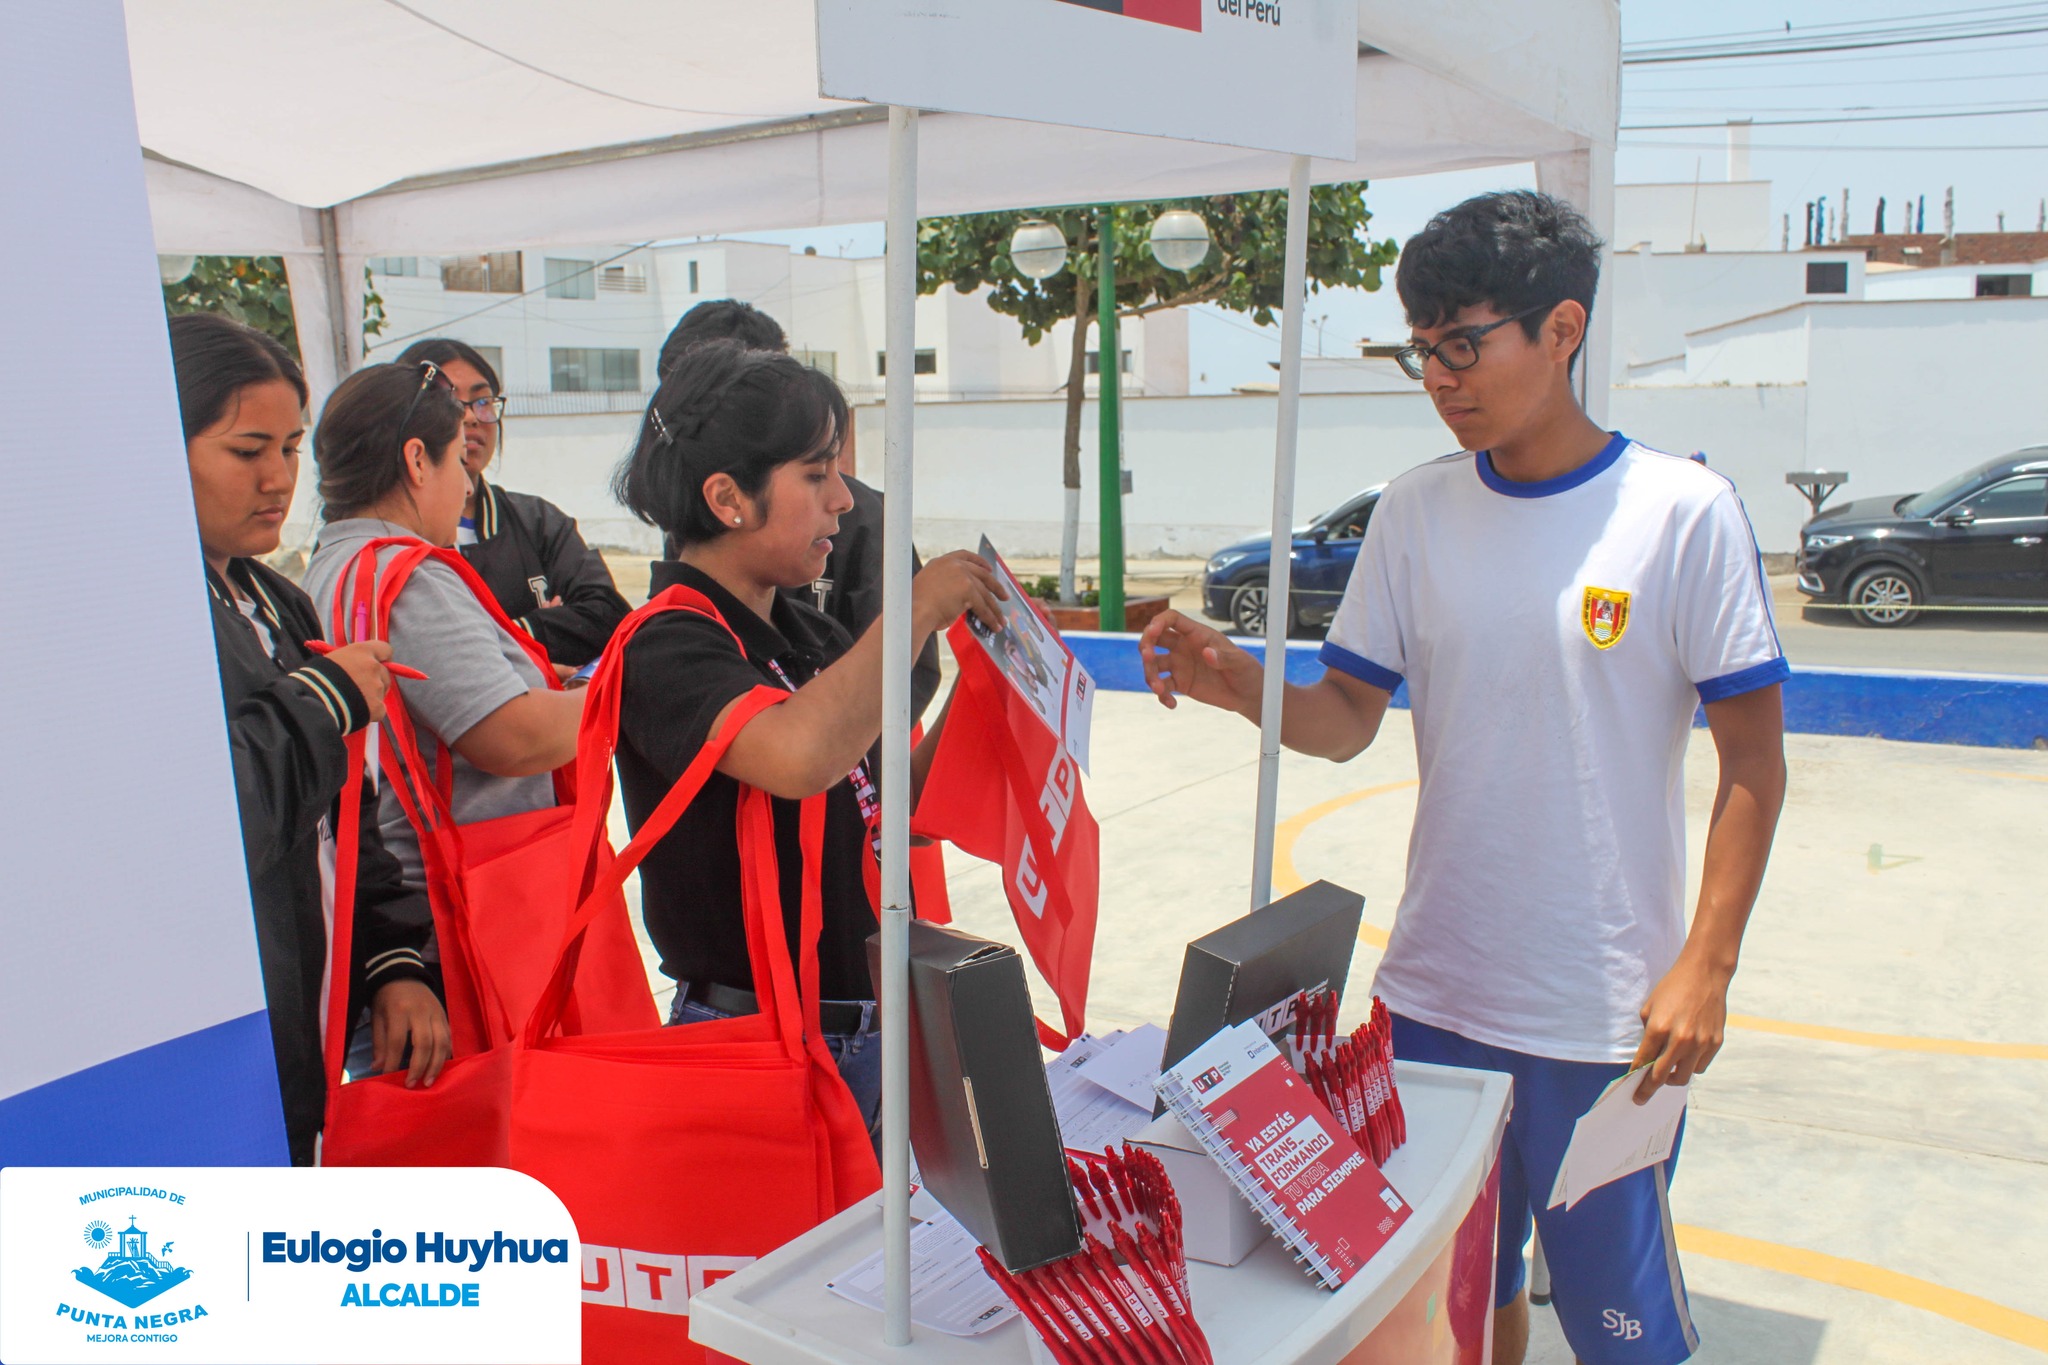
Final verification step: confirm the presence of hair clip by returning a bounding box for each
[647,406,676,447]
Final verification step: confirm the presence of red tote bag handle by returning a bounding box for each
[520,583,829,1057]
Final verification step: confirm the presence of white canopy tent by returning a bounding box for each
[134,0,1618,418]
[126,0,1617,1345]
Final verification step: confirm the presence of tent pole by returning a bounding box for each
[316,208,354,381]
[879,102,919,1349]
[1249,154,1311,911]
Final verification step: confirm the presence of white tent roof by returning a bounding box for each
[135,0,1618,255]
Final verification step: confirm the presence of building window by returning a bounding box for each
[599,263,648,294]
[471,345,504,382]
[550,347,641,392]
[368,256,422,277]
[1085,349,1134,375]
[688,260,700,293]
[793,348,838,378]
[876,349,938,376]
[441,252,523,294]
[1976,274,2033,297]
[1805,261,1848,295]
[544,259,596,300]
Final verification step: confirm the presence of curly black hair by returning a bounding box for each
[1395,190,1604,368]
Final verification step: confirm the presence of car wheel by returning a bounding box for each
[1229,582,1267,636]
[1847,566,1922,627]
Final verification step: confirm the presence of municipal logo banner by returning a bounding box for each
[0,1168,578,1363]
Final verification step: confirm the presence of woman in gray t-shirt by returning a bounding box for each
[303,362,586,895]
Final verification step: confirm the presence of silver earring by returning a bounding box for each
[732,517,742,526]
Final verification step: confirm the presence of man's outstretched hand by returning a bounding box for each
[1138,610,1264,716]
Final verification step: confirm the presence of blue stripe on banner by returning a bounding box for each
[1073,634,2048,750]
[0,1010,288,1167]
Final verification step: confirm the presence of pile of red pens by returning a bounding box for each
[1291,991,1407,1166]
[976,1143,1213,1365]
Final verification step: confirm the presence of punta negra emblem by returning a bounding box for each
[74,1216,193,1308]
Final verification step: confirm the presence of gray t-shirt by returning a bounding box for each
[304,518,556,892]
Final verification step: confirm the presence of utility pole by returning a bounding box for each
[1781,213,1790,251]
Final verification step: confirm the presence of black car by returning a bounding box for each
[1200,485,1383,636]
[1796,448,2048,626]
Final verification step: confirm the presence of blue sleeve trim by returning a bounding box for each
[1697,656,1791,703]
[1320,641,1403,693]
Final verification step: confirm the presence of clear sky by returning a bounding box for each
[724,2,2048,394]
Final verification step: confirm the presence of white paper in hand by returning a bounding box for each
[1547,1066,1687,1211]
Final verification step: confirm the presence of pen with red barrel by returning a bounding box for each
[302,638,430,680]
[1038,1258,1136,1365]
[1117,1225,1210,1365]
[1063,1250,1157,1365]
[978,1249,1087,1365]
[1085,1238,1176,1365]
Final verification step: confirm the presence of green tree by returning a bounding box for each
[918,184,1398,598]
[162,256,387,362]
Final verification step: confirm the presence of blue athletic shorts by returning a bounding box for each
[1392,1013,1701,1365]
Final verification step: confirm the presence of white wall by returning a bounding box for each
[1802,299,2048,503]
[1608,249,1861,383]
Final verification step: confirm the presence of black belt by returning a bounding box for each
[685,980,873,1035]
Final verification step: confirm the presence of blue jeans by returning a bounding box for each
[668,987,883,1159]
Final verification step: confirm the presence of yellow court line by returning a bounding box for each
[1725,1014,2048,1061]
[1677,1225,2048,1353]
[1965,769,2048,784]
[1278,782,2048,1060]
[1270,780,1416,948]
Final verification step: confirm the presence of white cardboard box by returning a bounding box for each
[1127,1110,1269,1267]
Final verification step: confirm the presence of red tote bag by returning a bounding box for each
[321,585,881,1363]
[328,538,656,1047]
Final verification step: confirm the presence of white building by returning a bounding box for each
[362,240,1189,415]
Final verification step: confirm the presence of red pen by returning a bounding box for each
[303,639,429,681]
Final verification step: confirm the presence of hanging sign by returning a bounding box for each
[815,0,1358,160]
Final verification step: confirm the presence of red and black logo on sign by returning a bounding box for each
[1054,0,1201,32]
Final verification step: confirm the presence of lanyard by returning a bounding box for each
[762,656,882,857]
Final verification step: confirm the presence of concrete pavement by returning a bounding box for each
[933,691,2048,1364]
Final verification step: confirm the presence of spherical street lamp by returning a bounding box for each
[157,254,198,285]
[1008,219,1070,283]
[1146,209,1211,271]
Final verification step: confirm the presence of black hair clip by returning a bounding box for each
[648,406,676,447]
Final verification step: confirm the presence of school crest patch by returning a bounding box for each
[1581,586,1631,649]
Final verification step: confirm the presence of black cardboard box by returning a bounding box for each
[1159,879,1366,1081]
[868,920,1082,1273]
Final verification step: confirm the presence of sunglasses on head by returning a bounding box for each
[394,360,454,450]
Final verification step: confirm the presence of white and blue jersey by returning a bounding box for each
[1322,431,1787,1064]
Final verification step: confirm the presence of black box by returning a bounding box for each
[868,921,1082,1273]
[1159,880,1366,1082]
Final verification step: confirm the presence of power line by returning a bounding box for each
[1626,67,2048,94]
[1625,20,2048,65]
[1627,2,2048,46]
[1626,97,2048,116]
[1621,138,2048,152]
[1624,105,2048,130]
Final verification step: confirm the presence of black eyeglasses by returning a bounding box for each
[394,360,451,449]
[1393,303,1554,380]
[456,394,508,425]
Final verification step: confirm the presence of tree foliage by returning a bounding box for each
[916,182,1399,341]
[161,256,387,360]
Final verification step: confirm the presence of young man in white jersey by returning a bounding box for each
[1138,191,1787,1364]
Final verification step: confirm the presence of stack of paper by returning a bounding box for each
[1547,1066,1688,1211]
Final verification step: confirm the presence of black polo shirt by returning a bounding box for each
[617,561,879,1002]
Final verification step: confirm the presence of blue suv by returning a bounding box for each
[1200,485,1384,636]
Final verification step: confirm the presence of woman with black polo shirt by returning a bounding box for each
[610,340,1003,1138]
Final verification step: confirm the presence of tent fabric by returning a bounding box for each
[132,0,1617,255]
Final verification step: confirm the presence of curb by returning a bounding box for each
[1065,635,2048,751]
